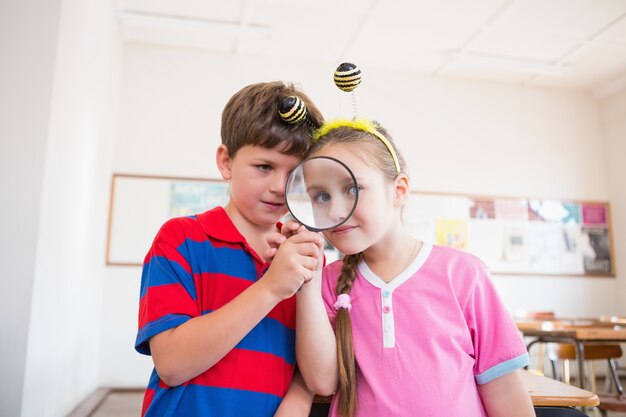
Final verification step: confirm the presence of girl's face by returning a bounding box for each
[312,143,404,255]
[300,157,359,230]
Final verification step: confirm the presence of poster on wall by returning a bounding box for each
[404,192,615,277]
[170,181,230,217]
[106,174,615,276]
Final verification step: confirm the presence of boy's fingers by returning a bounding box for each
[286,220,300,229]
[289,231,322,245]
[296,243,322,260]
[299,265,314,283]
[304,256,319,271]
[281,220,301,234]
[264,247,278,261]
[316,233,325,250]
[267,233,286,248]
[295,254,315,270]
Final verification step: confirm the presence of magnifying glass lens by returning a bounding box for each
[285,157,359,231]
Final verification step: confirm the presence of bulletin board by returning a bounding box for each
[403,192,615,277]
[106,174,229,266]
[106,173,615,276]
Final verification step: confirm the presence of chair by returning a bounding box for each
[309,395,331,417]
[309,403,330,417]
[523,311,558,375]
[547,343,623,395]
[534,406,591,416]
[596,393,626,416]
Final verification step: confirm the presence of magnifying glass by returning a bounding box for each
[285,156,359,231]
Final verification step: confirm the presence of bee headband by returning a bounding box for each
[279,96,307,124]
[276,62,399,173]
[313,118,401,173]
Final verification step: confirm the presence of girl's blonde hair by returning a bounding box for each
[311,121,406,417]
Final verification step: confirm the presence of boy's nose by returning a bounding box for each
[270,172,287,195]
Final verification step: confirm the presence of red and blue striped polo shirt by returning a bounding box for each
[135,206,297,417]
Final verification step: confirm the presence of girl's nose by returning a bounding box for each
[329,198,350,222]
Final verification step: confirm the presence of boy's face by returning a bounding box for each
[219,144,302,229]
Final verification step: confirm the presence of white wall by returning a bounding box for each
[600,87,626,317]
[17,0,122,416]
[102,44,624,387]
[0,2,62,416]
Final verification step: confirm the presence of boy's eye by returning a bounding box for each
[256,164,272,172]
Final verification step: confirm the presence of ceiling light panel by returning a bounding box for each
[595,14,626,44]
[530,43,626,90]
[469,28,581,63]
[235,5,361,61]
[488,0,626,39]
[119,0,242,21]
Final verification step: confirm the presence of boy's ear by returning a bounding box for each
[393,173,410,207]
[216,145,233,180]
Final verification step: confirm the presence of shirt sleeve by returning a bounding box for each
[464,260,529,384]
[135,218,200,355]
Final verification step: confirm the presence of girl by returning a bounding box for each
[294,119,535,417]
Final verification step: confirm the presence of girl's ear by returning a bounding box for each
[393,173,410,207]
[216,144,233,180]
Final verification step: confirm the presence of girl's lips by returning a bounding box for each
[332,225,356,234]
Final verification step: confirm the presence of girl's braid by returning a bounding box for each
[335,252,362,417]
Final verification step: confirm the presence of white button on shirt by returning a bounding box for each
[358,243,433,348]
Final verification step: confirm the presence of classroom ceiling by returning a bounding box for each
[117,0,626,97]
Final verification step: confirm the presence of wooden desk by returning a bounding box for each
[313,370,599,409]
[516,320,626,391]
[522,370,599,407]
[599,316,626,326]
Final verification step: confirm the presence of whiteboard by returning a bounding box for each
[106,174,229,266]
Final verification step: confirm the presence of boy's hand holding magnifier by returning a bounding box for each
[265,156,360,288]
[262,224,323,298]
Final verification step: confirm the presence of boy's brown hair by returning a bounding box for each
[221,81,324,158]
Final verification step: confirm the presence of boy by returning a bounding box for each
[135,82,325,416]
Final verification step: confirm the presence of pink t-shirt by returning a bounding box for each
[321,243,528,417]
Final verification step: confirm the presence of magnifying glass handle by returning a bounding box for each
[260,222,316,292]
